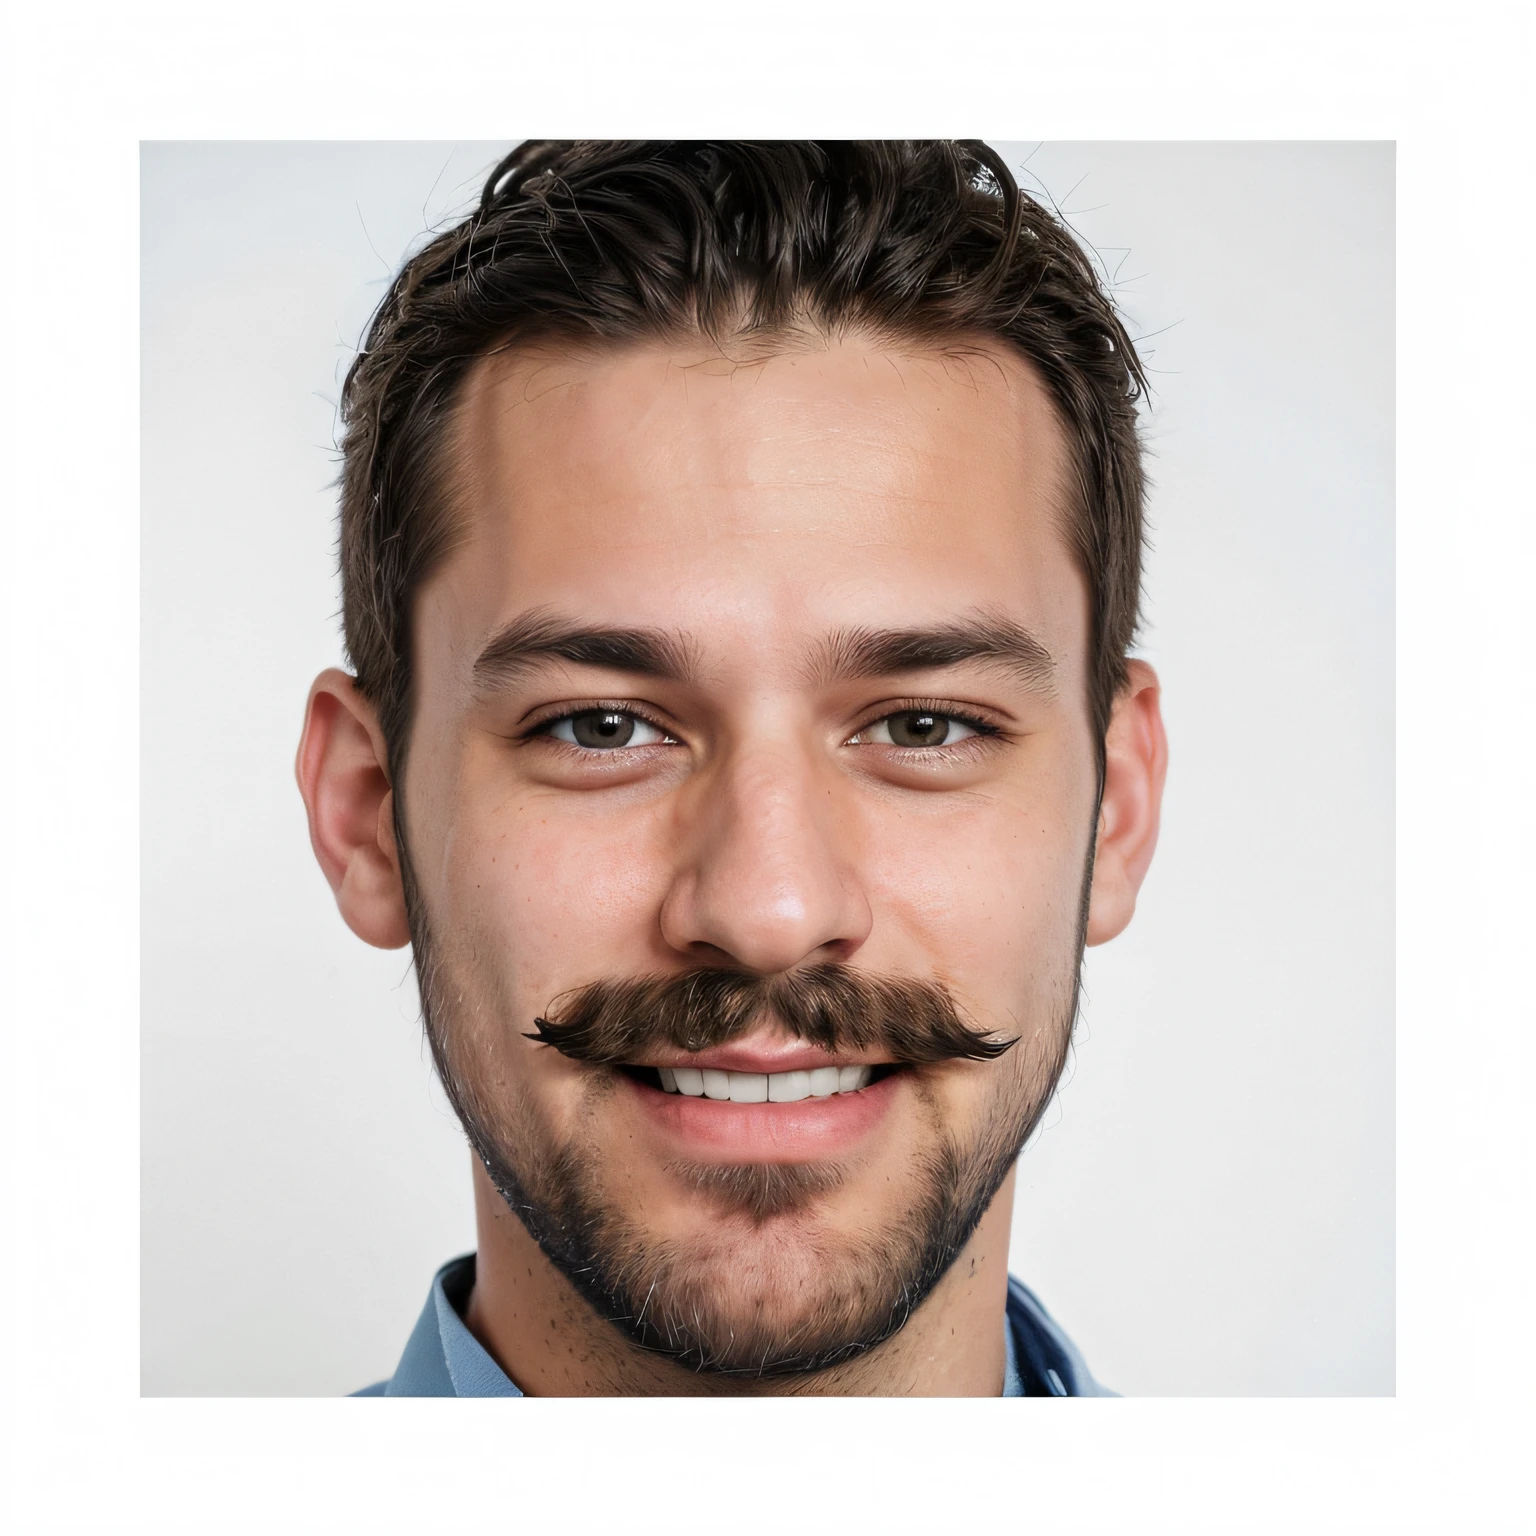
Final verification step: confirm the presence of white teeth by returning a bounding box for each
[657,1064,879,1099]
[768,1069,810,1103]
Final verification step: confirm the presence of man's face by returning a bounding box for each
[400,335,1100,1373]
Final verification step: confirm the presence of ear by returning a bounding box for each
[294,668,412,949]
[1086,659,1168,946]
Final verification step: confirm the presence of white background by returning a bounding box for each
[140,140,1393,1397]
[7,2,1530,1530]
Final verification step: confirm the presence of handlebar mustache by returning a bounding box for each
[526,963,1016,1067]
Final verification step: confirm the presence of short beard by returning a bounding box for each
[397,815,1093,1381]
[461,1077,1053,1378]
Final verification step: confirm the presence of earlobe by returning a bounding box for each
[1085,660,1168,946]
[295,669,412,950]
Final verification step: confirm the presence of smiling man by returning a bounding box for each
[296,140,1167,1396]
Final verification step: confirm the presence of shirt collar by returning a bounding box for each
[380,1254,519,1397]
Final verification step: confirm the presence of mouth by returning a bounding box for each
[618,1062,904,1102]
[613,1047,906,1161]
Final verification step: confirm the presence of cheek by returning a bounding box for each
[432,779,675,1002]
[860,788,1091,1001]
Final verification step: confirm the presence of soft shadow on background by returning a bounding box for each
[141,140,1393,1396]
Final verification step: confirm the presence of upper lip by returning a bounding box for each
[633,1035,890,1074]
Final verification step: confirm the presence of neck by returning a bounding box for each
[462,1158,1017,1396]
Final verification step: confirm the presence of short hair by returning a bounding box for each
[338,140,1148,782]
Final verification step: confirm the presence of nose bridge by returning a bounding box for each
[725,741,833,885]
[662,725,870,973]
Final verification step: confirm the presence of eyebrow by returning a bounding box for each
[471,608,699,692]
[811,615,1056,692]
[470,607,1055,697]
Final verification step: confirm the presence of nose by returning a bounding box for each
[658,739,873,975]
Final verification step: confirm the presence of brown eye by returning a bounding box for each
[572,711,634,748]
[886,711,952,747]
[548,710,670,749]
[854,711,981,748]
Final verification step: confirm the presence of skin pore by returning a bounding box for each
[296,332,1167,1395]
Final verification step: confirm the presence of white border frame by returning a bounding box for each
[4,1,1530,1529]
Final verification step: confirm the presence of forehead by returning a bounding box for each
[424,333,1085,680]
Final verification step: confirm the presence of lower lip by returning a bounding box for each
[623,1069,902,1161]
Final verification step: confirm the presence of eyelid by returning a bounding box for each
[515,698,1004,748]
[846,700,1004,745]
[859,716,978,746]
[520,701,680,744]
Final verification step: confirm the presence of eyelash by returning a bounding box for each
[521,699,1003,750]
[848,699,1003,746]
[520,701,678,746]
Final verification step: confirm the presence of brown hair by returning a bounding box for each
[338,140,1148,781]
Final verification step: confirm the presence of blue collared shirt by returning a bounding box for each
[355,1254,1114,1397]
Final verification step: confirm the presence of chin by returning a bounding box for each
[604,1223,913,1377]
[560,1150,973,1377]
